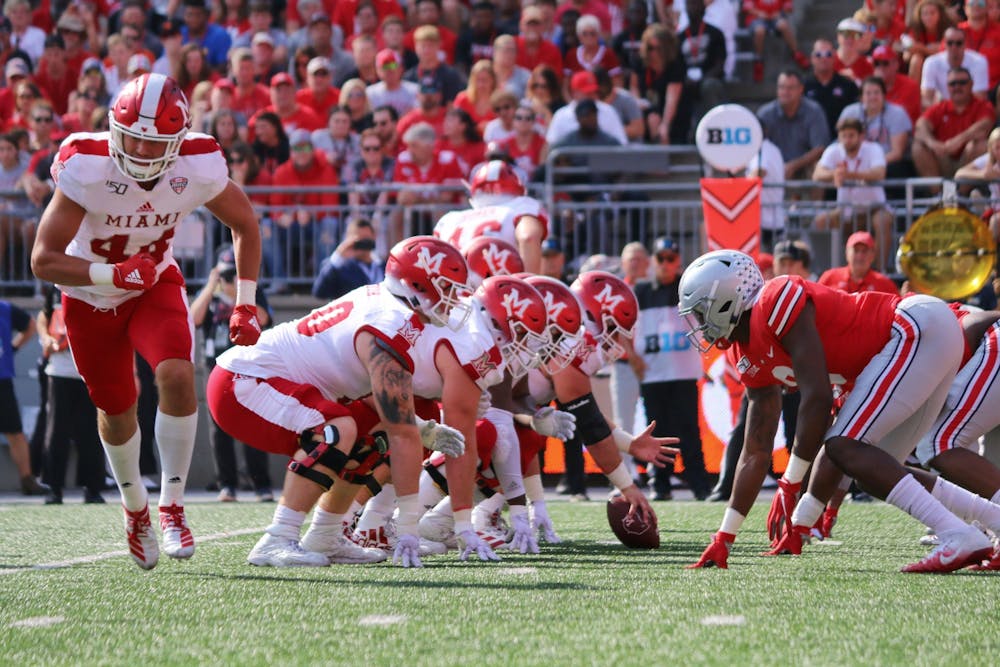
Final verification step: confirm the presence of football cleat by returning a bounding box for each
[158,503,195,559]
[901,527,993,573]
[124,504,159,570]
[353,525,395,552]
[969,546,1000,571]
[919,528,940,546]
[419,509,459,549]
[247,532,329,567]
[306,533,388,564]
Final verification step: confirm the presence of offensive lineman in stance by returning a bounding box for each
[31,74,263,570]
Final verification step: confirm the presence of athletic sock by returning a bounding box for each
[791,492,826,529]
[102,427,148,512]
[301,506,345,545]
[266,504,307,539]
[155,410,198,508]
[357,484,397,531]
[932,477,1000,532]
[886,474,968,535]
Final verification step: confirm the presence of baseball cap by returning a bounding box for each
[216,244,236,273]
[127,53,151,74]
[81,57,102,74]
[871,45,896,62]
[252,32,275,48]
[5,58,29,79]
[541,238,563,255]
[289,128,312,146]
[214,78,235,91]
[847,231,876,249]
[309,12,332,25]
[570,70,598,95]
[270,72,294,88]
[756,252,774,274]
[837,18,865,34]
[56,12,86,33]
[307,56,332,75]
[652,237,678,256]
[773,239,811,263]
[376,48,401,69]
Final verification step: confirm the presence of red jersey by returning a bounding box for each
[498,133,547,179]
[886,73,921,123]
[959,20,1000,88]
[516,37,564,79]
[435,138,485,177]
[295,86,342,121]
[453,92,496,130]
[818,267,898,295]
[393,149,464,202]
[563,45,621,78]
[269,153,340,209]
[35,69,75,115]
[231,83,272,119]
[731,276,900,390]
[332,0,404,39]
[742,0,792,18]
[396,107,447,142]
[865,0,905,24]
[249,105,325,143]
[922,97,996,157]
[833,51,874,83]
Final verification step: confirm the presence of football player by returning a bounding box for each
[31,74,263,571]
[433,160,547,273]
[207,236,472,567]
[681,250,993,573]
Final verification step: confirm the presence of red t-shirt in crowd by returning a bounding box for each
[396,107,447,142]
[435,138,485,177]
[249,104,326,142]
[453,91,496,130]
[331,0,404,40]
[231,83,272,119]
[922,97,995,156]
[563,45,621,78]
[834,51,874,83]
[269,151,340,209]
[296,86,342,122]
[959,20,1000,88]
[818,267,899,295]
[498,133,547,180]
[393,148,464,201]
[885,72,921,124]
[516,37,564,79]
[404,26,458,64]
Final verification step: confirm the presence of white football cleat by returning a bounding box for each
[158,503,195,559]
[312,533,387,564]
[419,509,459,549]
[247,532,329,567]
[124,504,159,570]
[901,526,993,573]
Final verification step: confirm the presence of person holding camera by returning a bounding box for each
[190,246,274,502]
[311,218,385,300]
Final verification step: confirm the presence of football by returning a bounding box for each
[606,494,660,549]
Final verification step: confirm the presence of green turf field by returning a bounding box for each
[0,498,996,666]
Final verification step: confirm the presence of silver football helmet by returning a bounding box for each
[678,249,764,352]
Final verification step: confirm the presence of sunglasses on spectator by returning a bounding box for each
[948,78,972,86]
[362,144,381,152]
[947,40,965,46]
[813,50,834,57]
[380,62,399,70]
[229,156,246,164]
[292,144,313,152]
[656,252,678,262]
[32,115,53,122]
[525,18,541,25]
[530,82,547,89]
[348,91,365,98]
[873,59,892,66]
[514,113,534,121]
[493,104,513,112]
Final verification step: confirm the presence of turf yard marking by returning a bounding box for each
[9,616,66,628]
[498,567,537,575]
[0,527,264,575]
[810,540,843,547]
[700,615,746,626]
[358,615,407,626]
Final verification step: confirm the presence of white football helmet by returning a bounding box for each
[678,250,764,352]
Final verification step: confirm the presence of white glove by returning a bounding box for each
[417,418,465,458]
[457,529,501,562]
[476,391,492,419]
[392,533,424,568]
[529,406,576,440]
[507,510,540,554]
[530,500,562,544]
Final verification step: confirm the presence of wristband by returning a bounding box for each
[783,454,811,485]
[236,279,257,307]
[524,474,545,502]
[719,507,746,535]
[612,427,633,453]
[88,262,115,286]
[606,462,633,492]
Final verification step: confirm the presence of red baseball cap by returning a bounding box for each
[376,49,401,68]
[847,231,876,249]
[871,45,896,63]
[570,70,598,95]
[214,78,235,91]
[756,252,774,274]
[270,72,294,88]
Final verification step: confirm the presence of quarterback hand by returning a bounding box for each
[767,478,801,543]
[529,407,576,440]
[628,421,680,469]
[418,418,465,458]
[621,485,657,527]
[530,500,562,544]
[392,533,424,568]
[686,531,735,569]
[111,253,157,290]
[507,510,540,554]
[457,529,501,562]
[229,304,262,346]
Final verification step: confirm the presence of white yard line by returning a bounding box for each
[0,527,264,575]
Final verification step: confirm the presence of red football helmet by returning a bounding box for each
[385,236,472,328]
[525,275,585,373]
[571,271,638,366]
[475,276,550,379]
[463,236,525,288]
[109,73,191,181]
[468,159,525,207]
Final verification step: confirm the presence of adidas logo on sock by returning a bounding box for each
[136,201,155,212]
[124,269,144,285]
[168,476,181,483]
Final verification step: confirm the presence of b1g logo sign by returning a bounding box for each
[695,104,763,173]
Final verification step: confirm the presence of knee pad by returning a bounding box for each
[287,424,346,490]
[558,392,611,445]
[339,431,389,487]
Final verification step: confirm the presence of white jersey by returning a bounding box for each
[524,331,604,406]
[53,131,229,309]
[411,302,505,399]
[433,195,548,252]
[217,283,424,401]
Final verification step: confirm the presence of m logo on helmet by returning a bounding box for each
[415,247,447,276]
[502,288,533,319]
[542,291,568,321]
[482,243,514,275]
[594,283,626,313]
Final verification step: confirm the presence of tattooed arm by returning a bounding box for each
[356,331,423,498]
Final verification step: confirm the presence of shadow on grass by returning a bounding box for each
[179,570,593,590]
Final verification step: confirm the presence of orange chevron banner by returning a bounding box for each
[700,177,762,259]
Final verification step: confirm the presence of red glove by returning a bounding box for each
[764,525,809,556]
[767,478,801,543]
[112,253,157,291]
[229,304,261,345]
[813,505,838,540]
[686,531,735,569]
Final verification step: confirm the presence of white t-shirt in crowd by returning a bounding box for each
[818,139,887,210]
[921,50,989,101]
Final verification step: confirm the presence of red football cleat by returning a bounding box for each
[159,503,195,559]
[968,546,1000,571]
[901,527,993,573]
[124,504,159,570]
